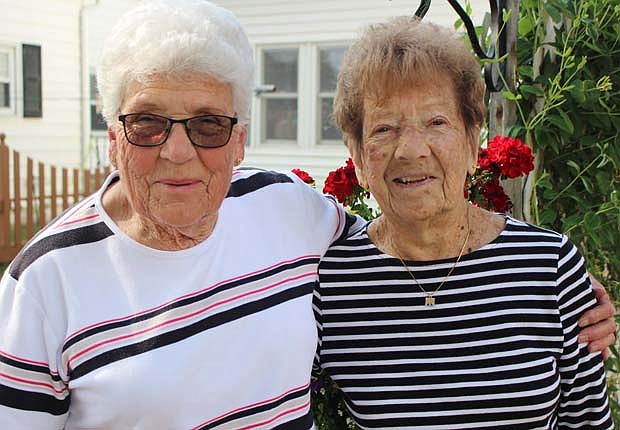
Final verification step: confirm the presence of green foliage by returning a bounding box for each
[512,0,620,301]
[311,373,359,430]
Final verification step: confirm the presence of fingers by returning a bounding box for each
[585,333,616,357]
[601,347,611,361]
[578,318,616,343]
[579,286,614,327]
[589,274,605,291]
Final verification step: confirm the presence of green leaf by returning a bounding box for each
[595,171,611,194]
[580,176,594,193]
[544,3,563,23]
[517,66,534,79]
[518,16,534,36]
[539,208,557,226]
[566,160,581,173]
[546,113,573,134]
[520,84,545,97]
[584,211,602,231]
[570,80,587,105]
[557,109,575,134]
[561,214,582,231]
[503,91,522,101]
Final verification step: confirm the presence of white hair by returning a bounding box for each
[97,0,254,125]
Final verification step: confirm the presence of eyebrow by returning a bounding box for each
[126,102,230,117]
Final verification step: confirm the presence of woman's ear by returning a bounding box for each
[107,126,118,168]
[346,137,368,189]
[467,127,481,175]
[232,124,247,166]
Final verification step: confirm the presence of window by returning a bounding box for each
[318,46,346,144]
[0,47,15,113]
[260,48,298,143]
[89,73,107,131]
[252,43,349,149]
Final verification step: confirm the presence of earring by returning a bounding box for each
[235,158,243,166]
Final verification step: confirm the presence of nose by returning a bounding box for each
[394,127,431,160]
[159,123,197,164]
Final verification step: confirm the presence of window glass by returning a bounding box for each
[89,73,106,131]
[264,49,298,93]
[318,46,347,142]
[320,97,340,140]
[0,49,13,112]
[1,83,9,107]
[261,48,298,143]
[264,99,297,140]
[319,47,346,92]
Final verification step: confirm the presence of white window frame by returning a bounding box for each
[250,42,350,150]
[0,45,17,115]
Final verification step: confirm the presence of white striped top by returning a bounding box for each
[314,217,613,429]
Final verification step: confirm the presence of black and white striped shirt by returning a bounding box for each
[315,217,613,429]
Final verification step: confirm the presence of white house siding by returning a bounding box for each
[217,0,490,185]
[0,0,83,167]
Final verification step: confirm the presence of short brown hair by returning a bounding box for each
[334,16,486,151]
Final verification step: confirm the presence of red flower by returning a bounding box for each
[477,147,495,172]
[291,168,315,185]
[481,179,513,213]
[322,158,360,204]
[486,136,534,179]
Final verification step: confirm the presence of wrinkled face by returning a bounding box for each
[108,73,246,229]
[351,76,477,224]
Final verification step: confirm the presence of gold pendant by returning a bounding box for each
[425,295,435,306]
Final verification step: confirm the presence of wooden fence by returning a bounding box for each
[0,133,111,263]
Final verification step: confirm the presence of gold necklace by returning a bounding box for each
[394,210,470,307]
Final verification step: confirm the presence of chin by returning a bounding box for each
[149,207,212,230]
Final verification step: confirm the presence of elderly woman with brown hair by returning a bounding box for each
[314,17,614,429]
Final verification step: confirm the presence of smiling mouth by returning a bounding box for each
[393,176,434,185]
[159,180,201,188]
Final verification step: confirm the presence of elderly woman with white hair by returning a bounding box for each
[0,1,614,429]
[0,1,361,428]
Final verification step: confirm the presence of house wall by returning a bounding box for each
[0,0,84,167]
[217,0,490,184]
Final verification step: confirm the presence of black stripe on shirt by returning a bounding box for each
[227,171,294,198]
[70,282,314,379]
[63,257,319,352]
[197,385,310,429]
[0,355,63,383]
[9,222,113,280]
[271,409,314,430]
[0,384,70,416]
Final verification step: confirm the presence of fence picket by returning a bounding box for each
[26,158,34,240]
[73,169,79,204]
[51,166,57,219]
[95,169,102,189]
[62,168,69,210]
[0,138,9,248]
[13,150,21,247]
[38,162,46,228]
